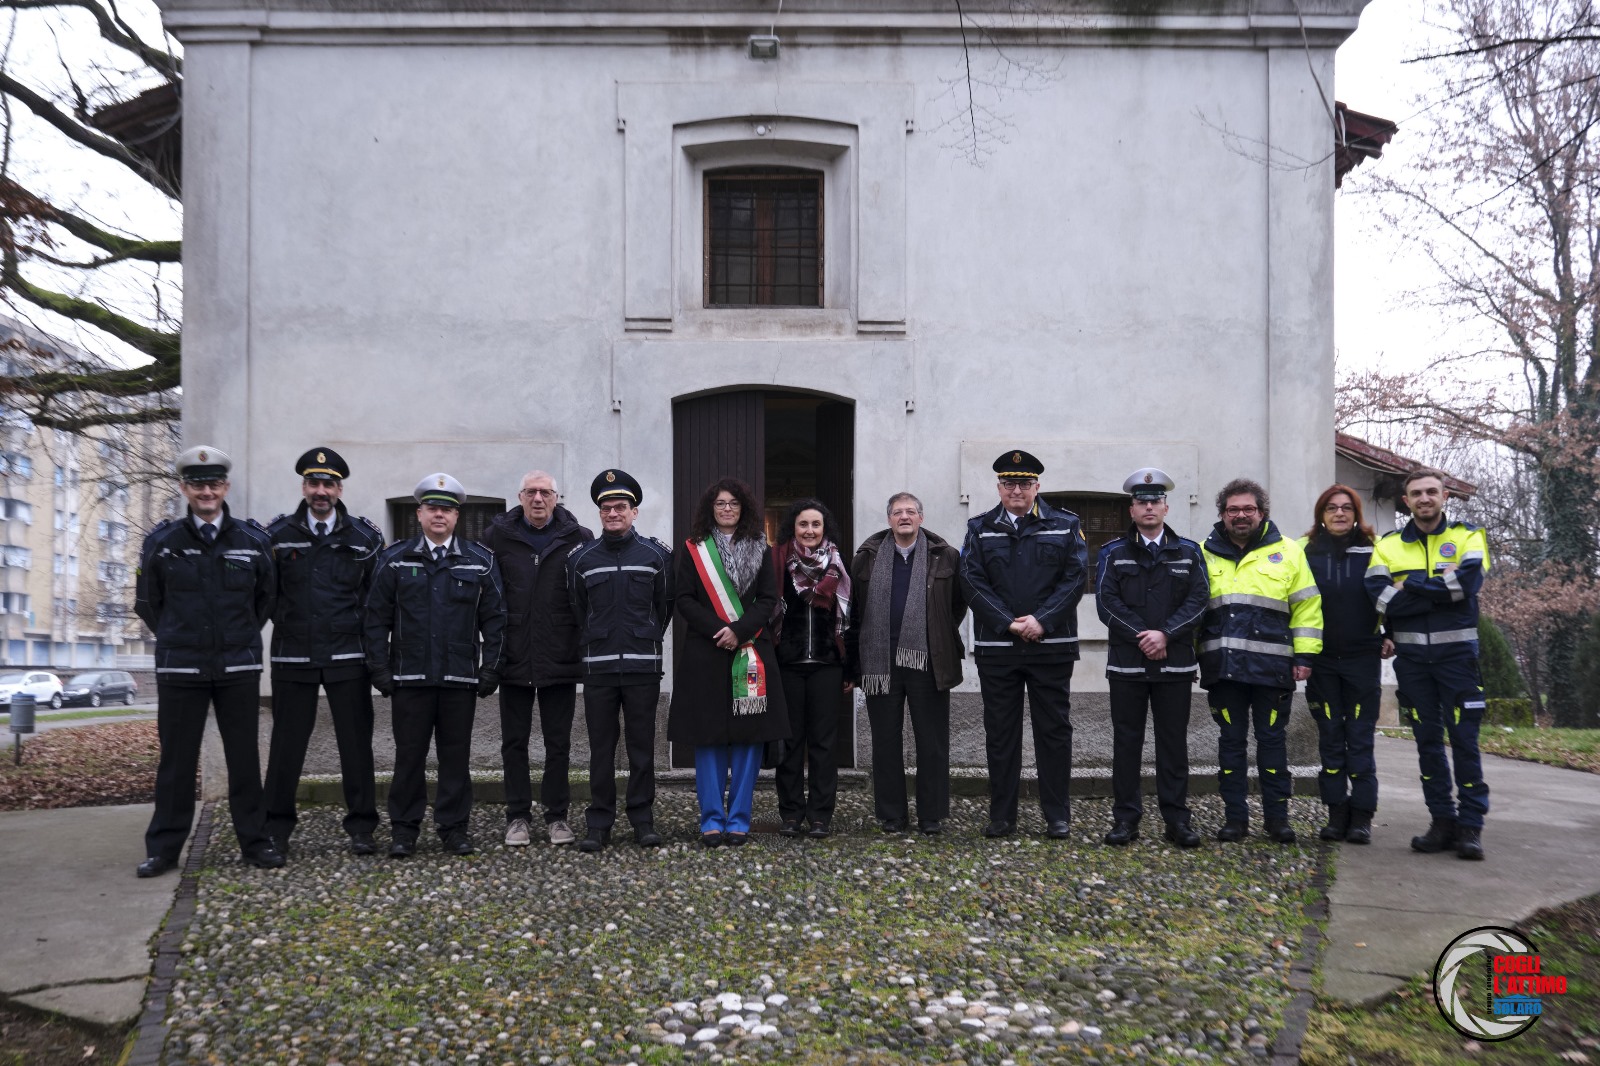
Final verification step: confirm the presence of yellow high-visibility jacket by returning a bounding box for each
[1199,518,1322,689]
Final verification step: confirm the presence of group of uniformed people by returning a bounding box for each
[132,442,1494,876]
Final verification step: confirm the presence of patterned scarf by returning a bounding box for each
[779,538,852,651]
[859,531,929,695]
[712,529,766,596]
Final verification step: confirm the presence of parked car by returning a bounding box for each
[61,670,139,708]
[0,671,64,709]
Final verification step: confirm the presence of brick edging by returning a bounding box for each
[124,802,213,1066]
[1270,838,1333,1065]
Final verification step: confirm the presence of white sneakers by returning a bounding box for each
[548,819,576,846]
[504,818,532,847]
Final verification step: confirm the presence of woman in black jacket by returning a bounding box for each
[771,498,852,838]
[1301,484,1393,845]
[668,479,788,847]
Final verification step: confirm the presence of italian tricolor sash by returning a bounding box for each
[688,537,769,716]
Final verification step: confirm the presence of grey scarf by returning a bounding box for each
[860,532,929,695]
[712,529,766,597]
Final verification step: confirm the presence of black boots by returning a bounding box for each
[578,827,610,853]
[1163,821,1201,848]
[1456,826,1485,860]
[1319,803,1350,841]
[1216,821,1248,843]
[1103,821,1139,846]
[1411,818,1457,853]
[1263,819,1297,844]
[1345,809,1374,845]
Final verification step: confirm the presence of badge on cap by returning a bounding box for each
[198,450,209,462]
[317,451,326,463]
[1144,473,1153,484]
[1012,452,1021,463]
[607,471,616,483]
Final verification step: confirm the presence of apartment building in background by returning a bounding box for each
[0,315,180,669]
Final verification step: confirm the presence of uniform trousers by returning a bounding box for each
[1394,654,1489,828]
[1108,677,1192,826]
[584,681,659,830]
[1208,681,1293,823]
[977,657,1074,826]
[865,664,950,825]
[694,744,763,833]
[1305,654,1381,811]
[264,673,377,840]
[498,682,577,825]
[145,679,270,861]
[389,686,476,839]
[776,662,842,825]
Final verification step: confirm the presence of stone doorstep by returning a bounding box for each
[296,769,1329,806]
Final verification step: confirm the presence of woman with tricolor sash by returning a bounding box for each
[669,479,789,847]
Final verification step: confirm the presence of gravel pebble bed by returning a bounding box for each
[163,792,1324,1065]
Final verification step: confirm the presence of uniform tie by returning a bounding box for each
[201,522,217,544]
[315,521,328,537]
[433,544,446,563]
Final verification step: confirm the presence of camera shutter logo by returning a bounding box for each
[1433,926,1561,1041]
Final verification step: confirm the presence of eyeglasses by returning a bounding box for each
[889,509,921,519]
[520,488,557,498]
[713,500,741,511]
[1223,506,1260,517]
[1000,481,1038,492]
[186,480,226,491]
[598,502,632,515]
[1323,503,1356,514]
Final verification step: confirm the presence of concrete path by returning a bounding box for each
[1321,734,1600,1004]
[0,804,182,1027]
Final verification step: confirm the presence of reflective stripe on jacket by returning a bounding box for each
[1297,533,1384,659]
[959,500,1087,662]
[268,502,384,677]
[1095,525,1209,681]
[1366,518,1489,663]
[567,530,673,678]
[1199,518,1322,689]
[362,536,506,687]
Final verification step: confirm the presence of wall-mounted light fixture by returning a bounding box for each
[748,34,780,60]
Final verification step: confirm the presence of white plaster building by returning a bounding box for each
[159,1,1374,714]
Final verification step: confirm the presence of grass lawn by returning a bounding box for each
[0,706,147,725]
[1477,727,1600,775]
[1304,892,1600,1065]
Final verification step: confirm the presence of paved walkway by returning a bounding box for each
[1320,734,1600,1004]
[4,737,1599,1030]
[0,804,185,1026]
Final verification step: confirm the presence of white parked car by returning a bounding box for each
[0,671,64,709]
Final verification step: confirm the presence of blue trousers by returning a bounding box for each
[1208,681,1293,823]
[1394,655,1489,829]
[694,744,763,833]
[1305,654,1381,811]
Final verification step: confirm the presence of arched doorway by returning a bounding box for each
[670,389,856,768]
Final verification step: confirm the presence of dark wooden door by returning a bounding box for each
[814,400,854,554]
[671,391,766,767]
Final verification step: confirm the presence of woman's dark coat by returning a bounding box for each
[668,541,791,747]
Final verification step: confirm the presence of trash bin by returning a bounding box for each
[7,693,34,734]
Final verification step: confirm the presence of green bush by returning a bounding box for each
[1483,698,1535,727]
[1478,616,1526,699]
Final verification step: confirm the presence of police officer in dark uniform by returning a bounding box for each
[960,450,1088,839]
[364,473,506,857]
[567,469,673,853]
[1094,468,1210,848]
[262,448,385,857]
[135,446,282,876]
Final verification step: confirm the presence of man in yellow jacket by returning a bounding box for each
[1199,478,1322,844]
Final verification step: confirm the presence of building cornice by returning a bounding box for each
[157,0,1371,47]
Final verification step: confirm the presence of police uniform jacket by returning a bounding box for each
[362,536,506,688]
[1366,517,1490,663]
[268,501,384,681]
[135,505,276,685]
[1298,533,1384,659]
[480,505,594,687]
[567,529,673,679]
[1095,525,1209,682]
[959,500,1088,663]
[1199,519,1323,690]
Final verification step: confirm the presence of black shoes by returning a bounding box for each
[1345,809,1374,845]
[880,819,908,834]
[806,821,829,839]
[350,832,377,856]
[1163,821,1202,848]
[725,832,749,847]
[1263,819,1297,845]
[634,824,663,847]
[578,828,609,853]
[242,844,286,869]
[700,830,724,848]
[443,830,475,856]
[1411,818,1457,853]
[779,820,802,838]
[389,837,417,859]
[1319,803,1350,842]
[136,855,177,878]
[919,820,943,836]
[982,820,1014,838]
[1046,820,1072,840]
[1456,826,1485,860]
[1216,822,1248,843]
[269,834,291,859]
[1103,821,1139,846]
